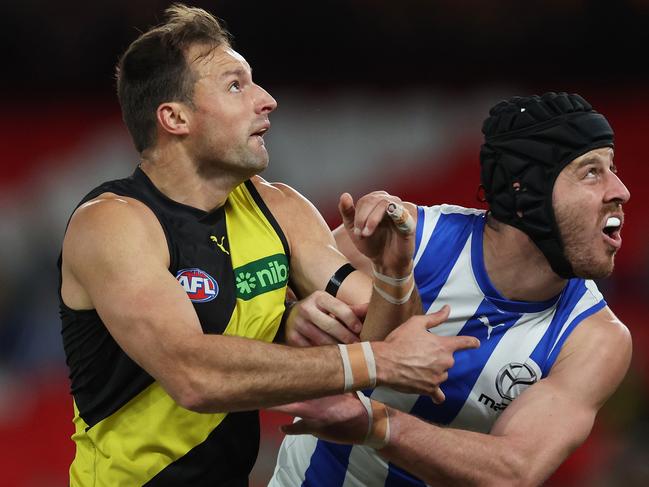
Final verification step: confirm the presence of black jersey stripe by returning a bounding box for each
[244,179,291,260]
[60,304,155,427]
[144,410,259,486]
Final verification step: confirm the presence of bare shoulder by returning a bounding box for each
[64,192,169,273]
[61,192,170,309]
[250,175,316,211]
[558,306,631,362]
[68,193,164,244]
[250,176,331,242]
[550,305,631,407]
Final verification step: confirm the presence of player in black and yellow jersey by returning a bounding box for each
[57,4,479,486]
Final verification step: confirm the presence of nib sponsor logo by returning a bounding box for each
[234,253,289,300]
[176,268,219,303]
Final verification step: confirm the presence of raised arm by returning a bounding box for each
[336,191,422,341]
[278,307,631,485]
[252,178,370,345]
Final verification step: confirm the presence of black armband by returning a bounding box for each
[325,263,356,297]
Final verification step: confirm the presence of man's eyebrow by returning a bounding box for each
[219,67,252,78]
[575,155,603,169]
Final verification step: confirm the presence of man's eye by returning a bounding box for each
[585,167,599,178]
[229,81,241,92]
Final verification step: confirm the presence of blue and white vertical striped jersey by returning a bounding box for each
[270,204,605,487]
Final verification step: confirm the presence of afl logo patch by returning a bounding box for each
[176,268,219,303]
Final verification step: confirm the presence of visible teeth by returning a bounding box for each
[605,217,621,229]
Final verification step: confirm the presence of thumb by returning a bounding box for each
[423,304,451,329]
[280,419,310,436]
[339,193,356,232]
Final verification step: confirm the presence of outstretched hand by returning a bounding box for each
[373,305,481,404]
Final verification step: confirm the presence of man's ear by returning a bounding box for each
[156,102,191,136]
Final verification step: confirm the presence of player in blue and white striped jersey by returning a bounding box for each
[270,93,632,486]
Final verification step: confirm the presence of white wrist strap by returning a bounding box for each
[356,391,391,449]
[361,341,377,388]
[338,342,377,393]
[372,266,414,286]
[373,280,415,305]
[338,343,354,392]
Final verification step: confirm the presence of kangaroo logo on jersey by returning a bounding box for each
[233,253,289,300]
[495,362,538,401]
[176,268,219,303]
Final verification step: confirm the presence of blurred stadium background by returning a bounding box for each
[1,1,648,485]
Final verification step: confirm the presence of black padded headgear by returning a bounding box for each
[479,92,614,278]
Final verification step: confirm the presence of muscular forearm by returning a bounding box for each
[361,260,422,341]
[380,409,536,487]
[171,334,344,412]
[163,311,460,414]
[361,288,422,341]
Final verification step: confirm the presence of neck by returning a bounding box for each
[482,216,567,302]
[139,142,246,212]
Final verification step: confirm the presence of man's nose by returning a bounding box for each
[255,85,277,114]
[606,171,631,205]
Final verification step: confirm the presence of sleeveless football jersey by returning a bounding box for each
[59,167,290,486]
[270,204,605,487]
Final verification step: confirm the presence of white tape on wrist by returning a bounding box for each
[372,266,413,286]
[373,280,416,305]
[356,391,391,449]
[338,344,354,392]
[361,341,377,388]
[338,342,377,392]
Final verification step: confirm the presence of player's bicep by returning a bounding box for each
[64,198,203,389]
[264,181,371,303]
[490,377,595,480]
[490,311,631,484]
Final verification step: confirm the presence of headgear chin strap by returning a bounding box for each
[479,92,614,279]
